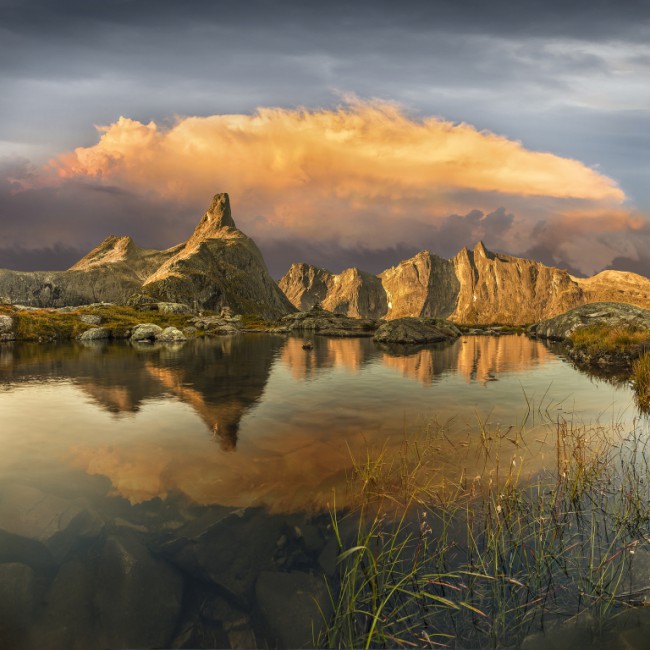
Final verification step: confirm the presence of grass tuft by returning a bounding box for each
[323,411,650,648]
[570,324,650,358]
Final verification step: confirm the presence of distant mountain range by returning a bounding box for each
[279,243,650,325]
[1,192,650,324]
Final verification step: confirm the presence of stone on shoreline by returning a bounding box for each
[79,327,111,341]
[130,323,164,342]
[157,326,186,342]
[0,314,14,341]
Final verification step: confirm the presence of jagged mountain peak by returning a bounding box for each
[69,235,138,271]
[194,193,236,236]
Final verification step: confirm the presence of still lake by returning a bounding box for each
[0,334,642,648]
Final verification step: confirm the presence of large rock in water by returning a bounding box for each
[279,243,650,325]
[528,302,650,341]
[0,192,295,319]
[141,193,294,319]
[374,317,461,344]
[278,304,377,337]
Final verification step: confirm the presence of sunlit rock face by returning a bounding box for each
[279,264,387,318]
[450,243,584,324]
[280,243,650,325]
[0,193,295,319]
[142,194,294,319]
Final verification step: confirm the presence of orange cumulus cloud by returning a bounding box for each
[52,102,625,239]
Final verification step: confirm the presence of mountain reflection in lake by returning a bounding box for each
[0,334,643,649]
[0,334,635,513]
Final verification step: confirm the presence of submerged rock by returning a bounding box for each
[0,562,35,644]
[528,302,650,341]
[96,536,184,649]
[374,317,461,344]
[0,484,103,566]
[161,508,284,604]
[279,305,377,337]
[256,570,331,648]
[30,557,97,650]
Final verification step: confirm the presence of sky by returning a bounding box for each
[1,0,650,279]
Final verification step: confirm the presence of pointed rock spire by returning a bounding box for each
[202,193,236,231]
[474,241,488,258]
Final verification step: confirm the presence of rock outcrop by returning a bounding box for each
[279,263,387,318]
[280,243,650,325]
[0,193,294,319]
[374,318,461,345]
[528,302,650,341]
[142,194,293,319]
[277,304,377,337]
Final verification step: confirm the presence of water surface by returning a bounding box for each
[0,334,641,649]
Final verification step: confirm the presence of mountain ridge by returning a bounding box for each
[0,193,294,319]
[279,243,650,325]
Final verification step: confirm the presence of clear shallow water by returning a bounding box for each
[0,334,636,512]
[0,334,643,648]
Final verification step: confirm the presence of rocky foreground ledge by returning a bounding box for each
[0,302,248,343]
[528,302,650,367]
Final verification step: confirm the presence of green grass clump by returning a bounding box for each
[240,313,276,330]
[632,352,650,408]
[570,324,650,357]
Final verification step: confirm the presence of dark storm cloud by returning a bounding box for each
[0,244,83,271]
[259,239,422,279]
[0,156,200,264]
[1,0,649,157]
[1,0,650,272]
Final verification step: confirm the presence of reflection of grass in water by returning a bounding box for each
[321,405,650,649]
[632,352,650,409]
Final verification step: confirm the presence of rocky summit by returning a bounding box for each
[280,243,650,325]
[0,194,294,319]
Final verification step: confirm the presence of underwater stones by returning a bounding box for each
[163,509,284,603]
[31,557,97,650]
[0,562,35,642]
[255,570,331,648]
[96,536,184,649]
[373,317,461,344]
[0,484,103,566]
